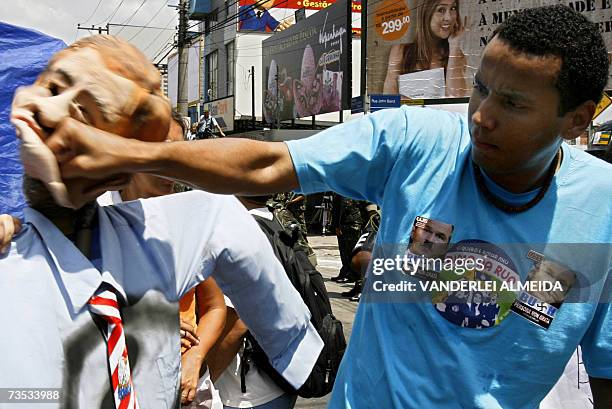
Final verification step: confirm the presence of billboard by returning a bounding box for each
[238,0,361,35]
[203,95,235,132]
[366,0,612,101]
[262,0,351,122]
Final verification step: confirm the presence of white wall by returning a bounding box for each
[187,42,201,104]
[167,52,178,107]
[235,33,272,119]
[166,39,202,109]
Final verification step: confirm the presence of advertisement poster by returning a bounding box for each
[366,0,612,101]
[238,0,361,35]
[203,96,235,132]
[262,0,351,122]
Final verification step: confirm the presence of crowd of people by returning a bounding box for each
[0,4,610,409]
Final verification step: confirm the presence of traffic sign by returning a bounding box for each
[370,94,400,112]
[351,96,364,114]
[593,92,611,121]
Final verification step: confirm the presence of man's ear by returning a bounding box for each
[129,94,171,142]
[560,100,596,141]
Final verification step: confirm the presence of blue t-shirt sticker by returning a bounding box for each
[425,239,520,329]
[510,251,577,329]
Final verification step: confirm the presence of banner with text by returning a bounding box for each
[238,0,361,35]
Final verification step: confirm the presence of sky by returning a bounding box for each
[1,0,180,63]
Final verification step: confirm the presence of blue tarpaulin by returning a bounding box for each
[0,22,65,217]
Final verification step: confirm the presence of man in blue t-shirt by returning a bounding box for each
[19,4,612,409]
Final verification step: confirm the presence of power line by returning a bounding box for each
[80,0,104,25]
[109,23,174,29]
[156,43,178,65]
[141,13,178,54]
[115,0,150,35]
[128,0,170,42]
[153,43,175,62]
[152,35,177,61]
[186,0,243,30]
[95,0,126,25]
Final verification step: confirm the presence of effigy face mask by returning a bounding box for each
[10,35,171,208]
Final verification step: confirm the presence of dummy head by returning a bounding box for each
[12,35,172,210]
[14,35,171,142]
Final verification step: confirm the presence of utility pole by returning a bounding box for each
[77,23,109,35]
[360,0,367,106]
[251,66,255,130]
[275,73,280,130]
[177,0,189,116]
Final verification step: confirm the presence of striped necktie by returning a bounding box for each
[88,286,139,409]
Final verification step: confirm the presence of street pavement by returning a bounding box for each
[295,235,359,409]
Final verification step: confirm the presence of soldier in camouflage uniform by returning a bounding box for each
[285,193,307,237]
[344,204,380,301]
[330,195,368,283]
[270,193,307,236]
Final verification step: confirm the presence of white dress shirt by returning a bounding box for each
[0,191,322,408]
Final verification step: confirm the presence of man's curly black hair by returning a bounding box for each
[492,4,609,114]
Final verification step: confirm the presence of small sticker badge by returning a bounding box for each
[510,251,576,329]
[402,216,454,281]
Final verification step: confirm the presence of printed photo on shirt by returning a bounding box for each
[403,215,454,280]
[430,241,521,329]
[510,251,577,329]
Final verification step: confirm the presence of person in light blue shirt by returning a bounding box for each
[22,5,612,409]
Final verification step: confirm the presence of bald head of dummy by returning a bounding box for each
[11,35,172,210]
[15,35,171,142]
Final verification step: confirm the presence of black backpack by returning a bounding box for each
[242,214,346,398]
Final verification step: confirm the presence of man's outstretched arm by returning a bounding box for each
[46,118,298,202]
